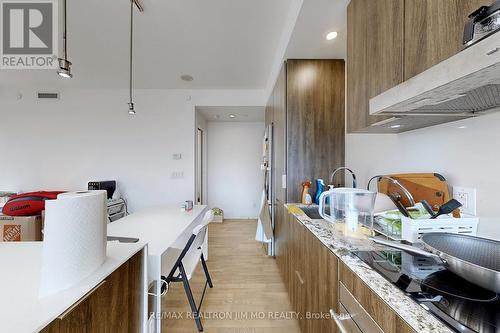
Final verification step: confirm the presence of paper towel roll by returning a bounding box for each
[39,191,107,298]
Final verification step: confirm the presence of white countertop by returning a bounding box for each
[0,240,145,333]
[107,205,208,257]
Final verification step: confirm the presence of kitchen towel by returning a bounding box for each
[39,191,107,298]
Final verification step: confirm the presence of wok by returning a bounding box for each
[371,233,500,293]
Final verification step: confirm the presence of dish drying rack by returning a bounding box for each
[373,213,479,243]
[368,174,478,243]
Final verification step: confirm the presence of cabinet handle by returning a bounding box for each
[487,48,499,55]
[57,280,107,320]
[294,271,304,285]
[330,309,350,333]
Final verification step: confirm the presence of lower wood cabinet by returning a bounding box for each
[275,204,338,333]
[39,250,144,333]
[339,261,416,333]
[276,205,418,333]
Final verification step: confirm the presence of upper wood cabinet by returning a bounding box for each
[286,59,345,202]
[404,0,494,79]
[347,0,493,133]
[267,59,345,203]
[347,0,404,132]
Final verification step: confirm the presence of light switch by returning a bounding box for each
[173,153,182,160]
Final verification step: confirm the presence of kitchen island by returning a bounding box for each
[0,241,147,333]
[282,203,453,333]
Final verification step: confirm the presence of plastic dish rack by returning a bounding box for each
[374,214,479,243]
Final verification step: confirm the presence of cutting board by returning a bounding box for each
[378,173,460,217]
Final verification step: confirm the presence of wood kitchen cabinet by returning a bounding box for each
[339,261,416,333]
[404,0,494,79]
[275,207,422,333]
[275,205,339,333]
[266,60,345,203]
[39,251,144,333]
[302,220,338,333]
[346,0,492,133]
[347,0,403,132]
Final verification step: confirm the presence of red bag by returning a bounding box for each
[2,191,65,216]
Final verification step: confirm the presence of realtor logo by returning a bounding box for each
[0,1,58,69]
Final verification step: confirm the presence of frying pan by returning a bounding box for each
[371,233,500,293]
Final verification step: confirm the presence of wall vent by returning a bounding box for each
[37,92,60,99]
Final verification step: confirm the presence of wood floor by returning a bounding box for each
[162,219,301,333]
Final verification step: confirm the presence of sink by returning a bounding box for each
[300,206,329,220]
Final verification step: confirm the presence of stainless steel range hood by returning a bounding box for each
[370,31,500,118]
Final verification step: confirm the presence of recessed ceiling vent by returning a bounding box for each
[37,92,60,100]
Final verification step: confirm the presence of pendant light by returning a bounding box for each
[57,0,72,78]
[128,0,136,115]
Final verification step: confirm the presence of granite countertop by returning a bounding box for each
[285,203,453,333]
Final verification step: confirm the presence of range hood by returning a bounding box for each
[370,31,500,118]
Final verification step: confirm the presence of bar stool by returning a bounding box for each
[161,210,214,331]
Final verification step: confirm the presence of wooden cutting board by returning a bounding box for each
[377,173,460,217]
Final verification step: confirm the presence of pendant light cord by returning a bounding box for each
[62,0,67,60]
[129,0,134,105]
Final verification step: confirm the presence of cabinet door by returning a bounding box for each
[288,213,307,332]
[40,251,144,333]
[347,0,402,132]
[339,262,416,333]
[306,231,339,333]
[366,0,404,99]
[346,0,368,133]
[286,59,345,200]
[404,0,493,79]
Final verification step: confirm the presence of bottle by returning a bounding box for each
[301,181,312,205]
[314,179,325,205]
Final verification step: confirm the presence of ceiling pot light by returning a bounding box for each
[181,75,194,82]
[326,31,338,40]
[229,114,236,119]
[57,0,72,78]
[389,124,402,129]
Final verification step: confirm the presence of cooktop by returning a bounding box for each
[354,250,500,333]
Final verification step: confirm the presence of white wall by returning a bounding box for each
[346,111,500,240]
[207,121,264,219]
[0,88,265,213]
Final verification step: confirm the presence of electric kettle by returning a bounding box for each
[318,188,377,231]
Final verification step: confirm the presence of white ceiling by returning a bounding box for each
[196,106,265,122]
[286,0,349,59]
[0,0,349,91]
[0,0,292,90]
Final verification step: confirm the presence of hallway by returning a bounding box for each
[162,219,301,333]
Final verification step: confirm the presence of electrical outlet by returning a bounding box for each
[453,187,477,216]
[171,171,184,179]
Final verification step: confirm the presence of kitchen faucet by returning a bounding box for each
[329,167,357,188]
[367,175,416,207]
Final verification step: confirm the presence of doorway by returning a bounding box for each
[196,127,204,204]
